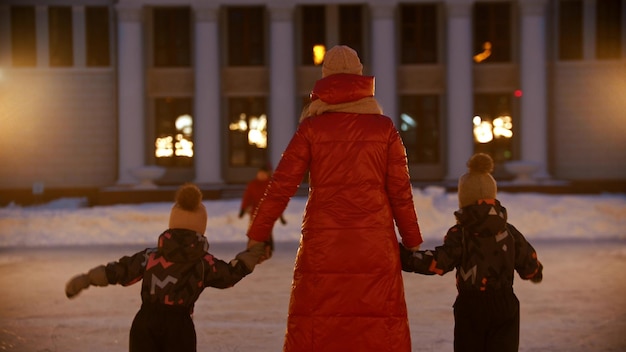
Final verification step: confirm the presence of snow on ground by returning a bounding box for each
[0,187,625,351]
[1,187,625,247]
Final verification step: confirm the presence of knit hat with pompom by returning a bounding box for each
[322,45,363,78]
[168,183,207,234]
[458,153,498,208]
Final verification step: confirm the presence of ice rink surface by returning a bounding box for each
[1,239,625,352]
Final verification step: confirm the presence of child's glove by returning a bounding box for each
[398,243,436,274]
[233,243,266,273]
[530,263,543,283]
[65,265,109,299]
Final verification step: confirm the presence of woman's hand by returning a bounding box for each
[247,238,273,263]
[405,245,421,252]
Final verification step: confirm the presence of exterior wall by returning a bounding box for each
[551,61,626,180]
[0,70,117,188]
[0,0,624,193]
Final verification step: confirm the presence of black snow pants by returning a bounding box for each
[453,288,520,352]
[129,303,196,352]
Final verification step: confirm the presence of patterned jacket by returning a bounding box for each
[103,228,250,312]
[401,199,543,293]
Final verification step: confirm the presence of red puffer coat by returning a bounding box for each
[247,73,423,352]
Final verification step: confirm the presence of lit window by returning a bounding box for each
[228,113,267,149]
[473,94,515,162]
[154,98,194,167]
[228,97,268,167]
[473,115,513,143]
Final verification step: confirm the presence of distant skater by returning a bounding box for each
[400,153,543,352]
[238,166,286,258]
[65,183,264,352]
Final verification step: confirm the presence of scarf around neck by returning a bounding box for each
[303,74,383,119]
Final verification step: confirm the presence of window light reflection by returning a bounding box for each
[473,115,513,143]
[155,114,194,158]
[473,41,492,63]
[229,113,268,149]
[400,113,417,131]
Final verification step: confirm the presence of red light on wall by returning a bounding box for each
[514,89,523,98]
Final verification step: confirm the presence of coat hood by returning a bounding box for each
[454,199,508,237]
[158,228,209,263]
[310,73,375,105]
[306,74,383,117]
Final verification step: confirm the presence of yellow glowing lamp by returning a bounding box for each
[473,41,492,63]
[313,45,326,65]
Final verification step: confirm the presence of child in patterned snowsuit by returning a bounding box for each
[65,183,265,352]
[400,153,543,352]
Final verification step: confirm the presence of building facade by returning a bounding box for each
[0,0,625,192]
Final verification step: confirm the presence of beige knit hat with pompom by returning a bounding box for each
[168,183,207,234]
[322,45,363,78]
[457,153,498,208]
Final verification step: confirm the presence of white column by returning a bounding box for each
[268,4,296,169]
[519,0,550,179]
[445,0,474,180]
[72,6,85,68]
[193,4,222,184]
[115,5,144,185]
[35,6,49,68]
[370,4,397,122]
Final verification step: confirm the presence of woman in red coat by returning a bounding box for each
[246,45,423,352]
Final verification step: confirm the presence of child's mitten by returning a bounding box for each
[232,243,266,273]
[530,263,543,283]
[65,265,109,299]
[398,243,437,275]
